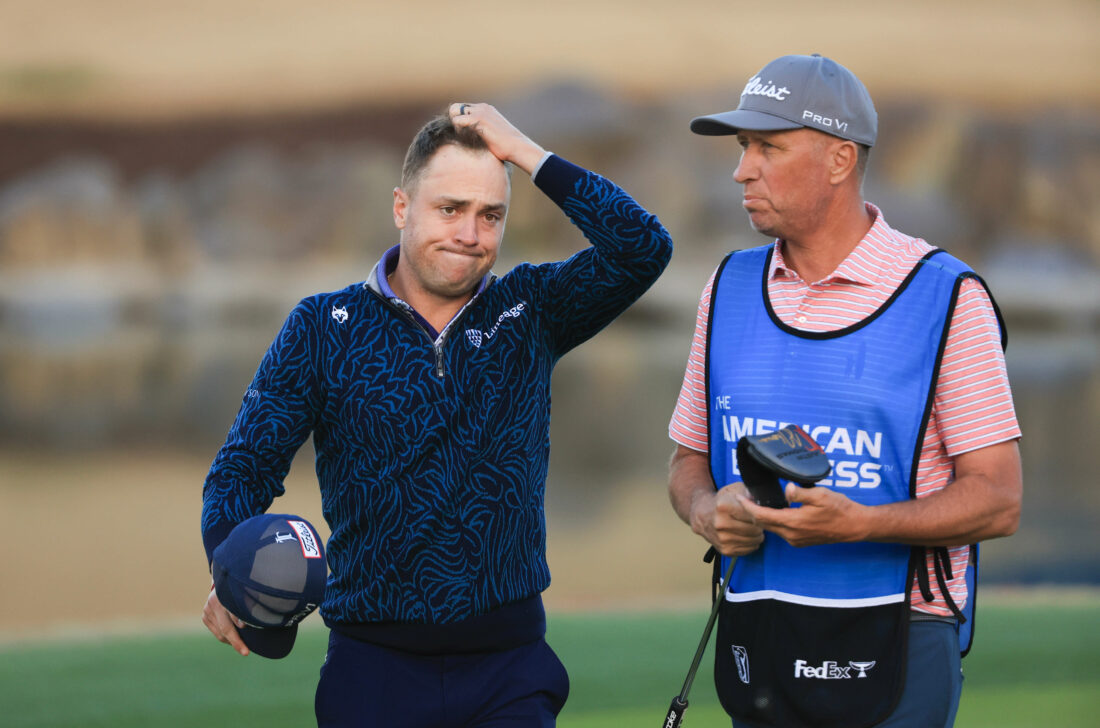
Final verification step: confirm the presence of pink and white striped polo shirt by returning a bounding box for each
[668,203,1021,616]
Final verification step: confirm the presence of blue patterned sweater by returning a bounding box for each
[201,155,671,646]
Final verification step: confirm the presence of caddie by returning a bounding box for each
[201,102,672,727]
[667,54,1022,728]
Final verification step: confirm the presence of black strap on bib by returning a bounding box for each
[915,546,968,624]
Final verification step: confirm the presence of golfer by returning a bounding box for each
[667,54,1022,727]
[201,102,672,726]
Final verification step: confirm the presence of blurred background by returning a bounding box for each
[0,0,1097,639]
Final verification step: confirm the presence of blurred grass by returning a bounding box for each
[2,601,1097,727]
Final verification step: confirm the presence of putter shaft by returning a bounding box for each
[677,555,736,699]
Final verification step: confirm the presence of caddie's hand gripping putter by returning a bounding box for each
[662,424,831,728]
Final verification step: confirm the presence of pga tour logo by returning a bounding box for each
[794,659,876,680]
[732,645,751,684]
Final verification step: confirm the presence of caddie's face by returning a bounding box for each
[392,144,510,302]
[732,128,835,242]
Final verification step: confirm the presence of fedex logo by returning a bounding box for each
[794,659,876,679]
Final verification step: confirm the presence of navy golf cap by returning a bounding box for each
[691,54,877,146]
[212,514,327,659]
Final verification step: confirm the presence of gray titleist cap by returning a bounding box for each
[690,54,877,146]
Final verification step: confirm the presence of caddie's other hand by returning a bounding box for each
[692,482,764,556]
[202,585,250,656]
[448,102,547,175]
[744,483,868,548]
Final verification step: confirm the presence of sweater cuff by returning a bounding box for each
[202,520,239,567]
[529,150,553,180]
[532,154,586,208]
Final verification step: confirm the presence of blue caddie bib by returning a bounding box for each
[707,245,986,728]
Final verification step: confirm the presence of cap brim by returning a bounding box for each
[212,563,307,660]
[240,623,298,659]
[690,109,804,136]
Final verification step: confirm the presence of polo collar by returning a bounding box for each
[768,202,888,286]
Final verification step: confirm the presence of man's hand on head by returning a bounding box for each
[449,103,547,175]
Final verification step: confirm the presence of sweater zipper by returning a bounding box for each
[432,304,476,379]
[427,287,487,378]
[368,281,489,379]
[433,343,445,378]
[412,318,447,379]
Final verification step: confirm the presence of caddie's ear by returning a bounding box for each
[828,140,860,185]
[393,187,409,230]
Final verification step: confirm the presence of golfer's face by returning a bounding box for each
[392,145,510,302]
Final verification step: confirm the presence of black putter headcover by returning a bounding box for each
[736,424,832,508]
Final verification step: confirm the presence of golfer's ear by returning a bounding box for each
[393,187,409,230]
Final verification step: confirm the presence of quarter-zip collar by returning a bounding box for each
[366,244,492,341]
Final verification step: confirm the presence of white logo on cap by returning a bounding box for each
[802,110,849,133]
[287,520,322,559]
[742,76,791,101]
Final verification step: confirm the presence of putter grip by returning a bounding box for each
[663,696,688,727]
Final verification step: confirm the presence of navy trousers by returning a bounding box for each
[315,631,570,727]
[873,620,964,728]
